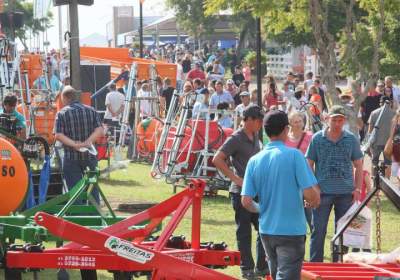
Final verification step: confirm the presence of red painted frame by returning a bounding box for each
[6,179,400,279]
[6,180,240,279]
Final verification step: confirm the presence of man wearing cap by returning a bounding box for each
[242,110,320,280]
[288,86,307,112]
[186,62,206,82]
[54,86,104,203]
[213,105,269,279]
[235,91,251,126]
[306,105,363,262]
[368,96,395,177]
[225,79,239,105]
[339,89,362,138]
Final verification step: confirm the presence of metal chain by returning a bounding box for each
[375,190,382,253]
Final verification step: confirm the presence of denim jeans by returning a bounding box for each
[230,193,268,274]
[260,234,305,280]
[62,158,100,204]
[310,193,353,262]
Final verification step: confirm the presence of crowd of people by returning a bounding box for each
[162,49,400,280]
[2,44,400,280]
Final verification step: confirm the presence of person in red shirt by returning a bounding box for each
[262,82,283,110]
[186,62,206,83]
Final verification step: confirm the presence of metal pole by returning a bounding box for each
[69,0,81,90]
[256,17,263,141]
[139,1,144,58]
[58,6,63,50]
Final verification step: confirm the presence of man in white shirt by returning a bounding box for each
[303,71,314,99]
[104,83,124,126]
[281,81,294,112]
[385,76,400,108]
[176,59,185,93]
[192,88,210,119]
[59,53,70,83]
[138,83,152,117]
[209,80,234,109]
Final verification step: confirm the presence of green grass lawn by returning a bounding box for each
[1,162,399,279]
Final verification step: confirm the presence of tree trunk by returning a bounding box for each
[309,0,339,106]
[237,27,247,55]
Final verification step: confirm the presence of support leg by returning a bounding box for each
[80,269,97,280]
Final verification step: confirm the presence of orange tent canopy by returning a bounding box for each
[80,47,177,86]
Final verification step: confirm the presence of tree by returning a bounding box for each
[3,0,53,50]
[206,1,397,102]
[206,0,400,133]
[230,11,257,53]
[166,0,216,48]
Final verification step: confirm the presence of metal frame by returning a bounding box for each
[331,163,400,262]
[5,180,240,279]
[0,170,127,255]
[151,90,237,191]
[301,262,400,279]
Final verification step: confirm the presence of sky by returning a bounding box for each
[44,0,169,49]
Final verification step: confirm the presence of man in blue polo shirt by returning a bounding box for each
[306,105,363,262]
[242,110,320,280]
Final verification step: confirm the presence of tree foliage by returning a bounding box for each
[166,0,216,40]
[3,0,53,49]
[206,0,400,109]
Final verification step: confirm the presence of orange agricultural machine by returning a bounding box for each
[20,54,43,88]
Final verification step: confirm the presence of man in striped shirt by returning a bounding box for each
[54,86,103,202]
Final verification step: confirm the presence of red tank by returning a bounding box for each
[163,120,233,174]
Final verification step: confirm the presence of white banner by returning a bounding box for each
[34,0,52,19]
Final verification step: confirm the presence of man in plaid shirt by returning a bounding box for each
[54,86,104,202]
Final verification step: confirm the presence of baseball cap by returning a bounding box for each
[377,80,385,86]
[195,61,202,66]
[240,91,250,97]
[328,105,346,117]
[294,86,304,93]
[199,88,209,95]
[263,110,289,130]
[243,105,264,119]
[226,79,234,85]
[339,89,353,99]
